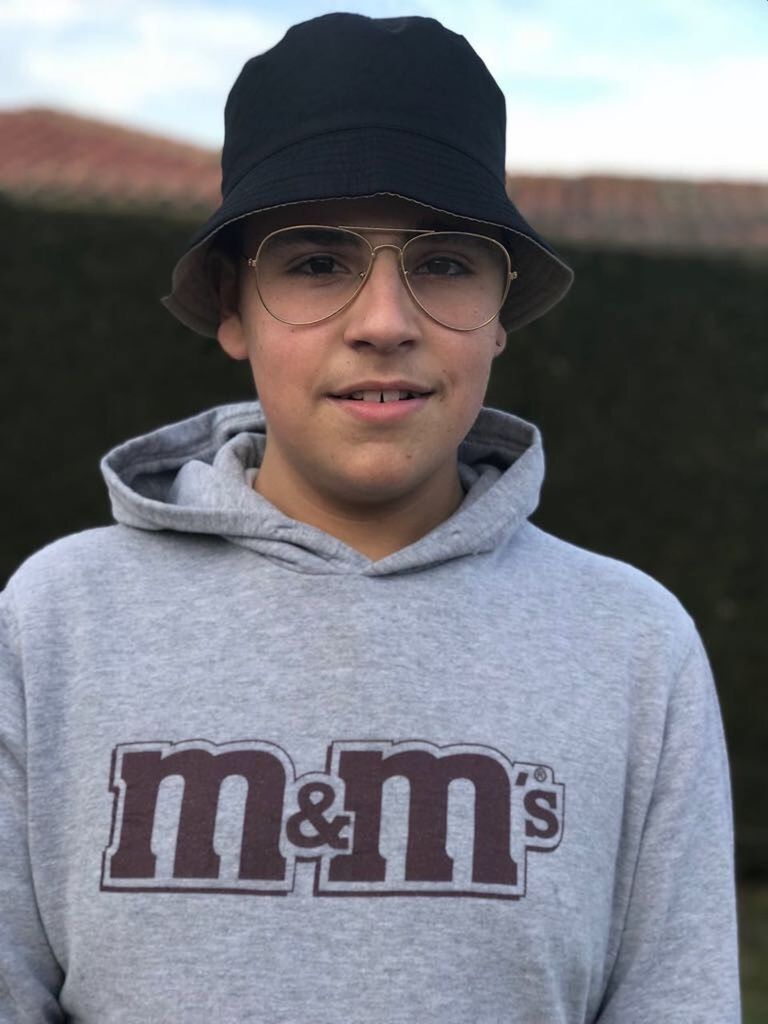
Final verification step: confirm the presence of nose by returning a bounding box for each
[341,246,422,351]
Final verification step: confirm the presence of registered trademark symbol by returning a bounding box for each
[534,767,547,782]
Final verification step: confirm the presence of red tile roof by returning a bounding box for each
[0,107,219,210]
[2,107,767,251]
[506,174,768,251]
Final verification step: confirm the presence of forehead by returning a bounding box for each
[237,195,503,246]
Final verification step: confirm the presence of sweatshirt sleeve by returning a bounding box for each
[595,627,740,1023]
[0,595,65,1023]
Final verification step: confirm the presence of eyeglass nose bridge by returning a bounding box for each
[358,240,412,288]
[352,241,428,324]
[368,241,407,258]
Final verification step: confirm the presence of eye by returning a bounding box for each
[291,253,349,277]
[411,255,471,277]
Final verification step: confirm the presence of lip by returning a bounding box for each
[327,380,433,398]
[326,394,431,422]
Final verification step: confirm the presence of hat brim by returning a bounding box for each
[162,127,574,336]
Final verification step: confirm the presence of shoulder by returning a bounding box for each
[6,525,148,591]
[512,523,698,670]
[519,523,686,609]
[3,525,223,621]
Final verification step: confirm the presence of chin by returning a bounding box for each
[327,457,449,508]
[333,472,422,506]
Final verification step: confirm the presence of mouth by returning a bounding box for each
[326,383,432,422]
[328,385,434,403]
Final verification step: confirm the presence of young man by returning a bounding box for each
[0,14,739,1023]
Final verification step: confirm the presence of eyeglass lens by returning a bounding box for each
[253,227,510,329]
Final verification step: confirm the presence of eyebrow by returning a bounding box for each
[346,219,503,237]
[267,228,364,248]
[341,221,466,233]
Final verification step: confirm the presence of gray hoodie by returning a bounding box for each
[0,402,739,1023]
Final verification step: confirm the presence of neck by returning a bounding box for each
[252,461,465,561]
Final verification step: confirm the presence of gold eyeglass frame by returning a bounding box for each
[245,224,518,332]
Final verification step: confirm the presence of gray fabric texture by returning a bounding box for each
[1,401,739,1023]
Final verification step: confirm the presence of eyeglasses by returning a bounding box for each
[245,225,518,331]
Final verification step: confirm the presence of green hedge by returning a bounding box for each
[2,196,766,877]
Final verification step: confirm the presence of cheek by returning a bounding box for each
[243,333,324,437]
[431,346,496,439]
[240,320,297,395]
[459,340,499,412]
[450,341,497,397]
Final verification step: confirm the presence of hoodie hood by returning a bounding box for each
[101,401,544,576]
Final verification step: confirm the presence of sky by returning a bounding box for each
[1,0,766,182]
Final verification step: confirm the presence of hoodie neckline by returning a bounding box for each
[101,401,544,576]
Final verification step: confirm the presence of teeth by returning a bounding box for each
[357,390,400,402]
[341,389,424,401]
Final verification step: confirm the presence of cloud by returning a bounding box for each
[504,55,768,180]
[0,0,88,28]
[1,1,283,140]
[1,0,766,179]
[419,0,768,179]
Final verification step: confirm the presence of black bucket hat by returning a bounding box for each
[162,12,574,336]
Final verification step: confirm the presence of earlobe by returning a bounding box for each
[493,322,507,356]
[217,312,249,360]
[215,256,249,360]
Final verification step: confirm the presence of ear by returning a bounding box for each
[492,321,507,357]
[214,254,249,361]
[218,311,249,361]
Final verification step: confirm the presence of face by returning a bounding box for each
[217,196,507,520]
